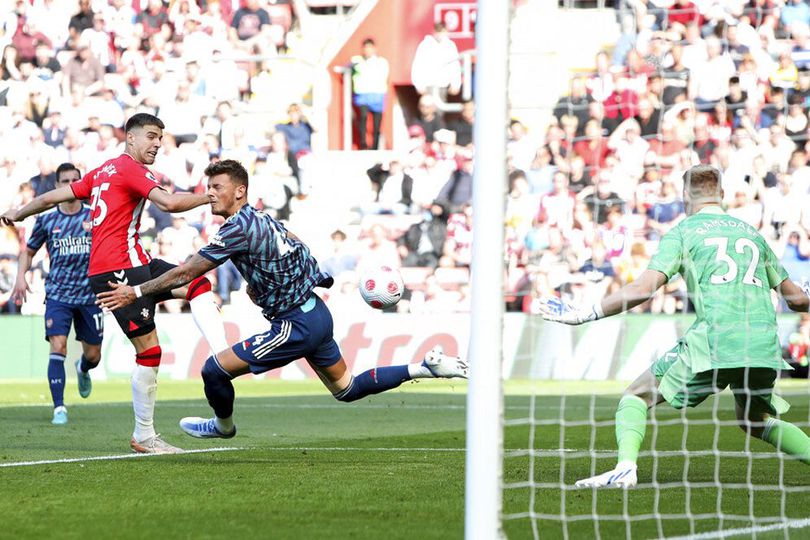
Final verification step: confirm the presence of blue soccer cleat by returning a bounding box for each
[75,359,92,399]
[179,417,236,439]
[52,406,68,425]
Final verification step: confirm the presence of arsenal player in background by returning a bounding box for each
[2,113,228,454]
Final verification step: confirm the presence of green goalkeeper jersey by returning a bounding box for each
[647,206,789,373]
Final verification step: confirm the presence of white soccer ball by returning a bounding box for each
[358,266,404,310]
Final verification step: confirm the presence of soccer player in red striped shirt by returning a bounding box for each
[2,113,228,454]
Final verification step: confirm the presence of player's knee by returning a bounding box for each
[84,351,101,365]
[201,355,232,383]
[135,345,162,367]
[49,337,68,356]
[186,276,212,301]
[333,376,360,402]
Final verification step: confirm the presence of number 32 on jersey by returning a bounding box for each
[704,236,763,287]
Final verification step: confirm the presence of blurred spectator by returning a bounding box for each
[597,206,629,261]
[29,155,56,197]
[449,99,474,147]
[505,170,537,241]
[537,171,576,232]
[443,203,473,268]
[351,38,389,151]
[135,0,169,49]
[216,260,242,305]
[508,119,537,172]
[1,44,22,81]
[414,94,444,143]
[662,43,689,105]
[275,103,314,157]
[634,97,661,138]
[80,12,111,71]
[785,313,810,378]
[251,158,293,221]
[779,224,810,282]
[68,0,94,48]
[608,118,649,181]
[161,216,199,264]
[0,254,18,314]
[398,202,448,268]
[12,14,52,63]
[526,145,556,195]
[689,36,735,109]
[782,0,810,35]
[320,229,358,282]
[62,43,104,96]
[583,176,625,225]
[366,160,413,214]
[357,223,401,271]
[411,21,461,98]
[554,77,593,129]
[229,0,272,54]
[646,180,685,238]
[435,155,473,213]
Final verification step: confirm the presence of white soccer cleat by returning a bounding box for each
[575,464,638,489]
[423,347,468,379]
[52,406,68,425]
[130,434,184,454]
[179,417,237,439]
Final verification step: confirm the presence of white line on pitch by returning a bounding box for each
[0,402,616,411]
[666,517,810,540]
[0,447,245,468]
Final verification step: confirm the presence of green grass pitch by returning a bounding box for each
[1,379,809,539]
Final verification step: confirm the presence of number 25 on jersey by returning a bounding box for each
[89,183,111,227]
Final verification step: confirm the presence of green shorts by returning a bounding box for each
[651,343,788,416]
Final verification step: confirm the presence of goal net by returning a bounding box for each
[466,1,810,538]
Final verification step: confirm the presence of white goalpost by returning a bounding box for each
[464,1,510,539]
[464,2,810,539]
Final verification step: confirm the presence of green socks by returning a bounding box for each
[615,395,648,465]
[763,418,810,464]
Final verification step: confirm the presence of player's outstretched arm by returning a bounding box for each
[778,278,810,313]
[599,269,668,318]
[0,186,76,225]
[12,248,36,304]
[539,269,667,325]
[96,253,219,310]
[148,188,209,213]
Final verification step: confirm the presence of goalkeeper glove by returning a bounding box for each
[538,297,604,326]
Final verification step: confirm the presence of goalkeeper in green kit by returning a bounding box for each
[540,165,810,489]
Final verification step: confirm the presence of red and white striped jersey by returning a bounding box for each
[71,153,164,276]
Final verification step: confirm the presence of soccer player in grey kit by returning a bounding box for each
[97,159,468,439]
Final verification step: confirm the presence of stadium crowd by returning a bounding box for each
[1,0,810,317]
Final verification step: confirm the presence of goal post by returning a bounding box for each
[464,1,511,538]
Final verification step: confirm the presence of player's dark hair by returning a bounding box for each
[56,162,80,180]
[205,159,249,187]
[683,165,721,198]
[362,38,375,46]
[125,113,164,133]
